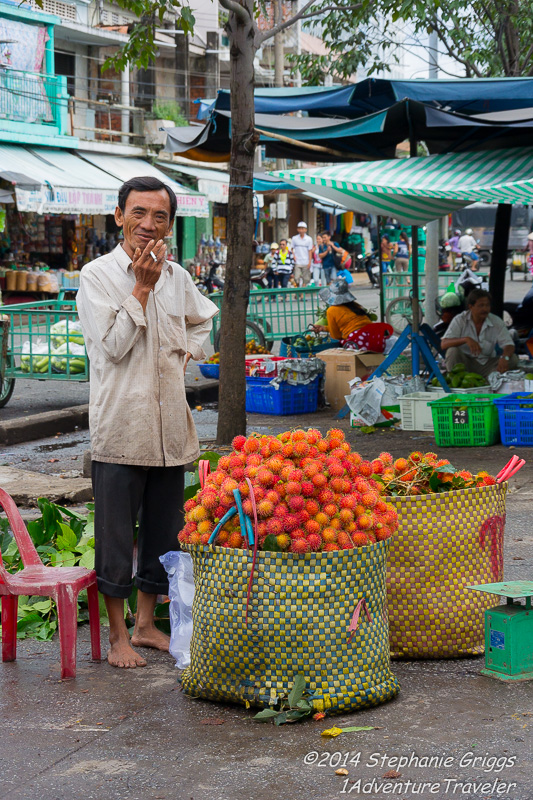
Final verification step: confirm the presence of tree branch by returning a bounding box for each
[256,0,366,46]
[431,14,483,77]
[219,0,250,25]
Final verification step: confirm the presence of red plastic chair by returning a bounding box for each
[0,487,101,679]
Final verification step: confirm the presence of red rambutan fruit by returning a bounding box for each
[306,533,323,551]
[290,537,310,554]
[232,435,247,451]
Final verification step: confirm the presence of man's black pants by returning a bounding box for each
[91,461,184,599]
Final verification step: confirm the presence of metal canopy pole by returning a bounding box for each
[377,215,385,322]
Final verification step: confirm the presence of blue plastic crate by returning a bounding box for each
[245,376,319,415]
[493,392,533,446]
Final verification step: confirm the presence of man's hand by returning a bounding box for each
[464,336,481,355]
[184,352,192,374]
[132,239,167,310]
[497,357,509,373]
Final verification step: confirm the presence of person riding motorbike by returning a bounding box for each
[458,228,479,263]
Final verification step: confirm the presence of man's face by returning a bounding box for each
[297,226,307,236]
[470,297,491,320]
[115,189,173,257]
[280,240,288,251]
[322,234,330,244]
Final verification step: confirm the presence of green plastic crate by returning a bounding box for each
[428,393,504,447]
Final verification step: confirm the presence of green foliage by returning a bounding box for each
[101,0,195,71]
[291,0,533,82]
[0,498,96,641]
[148,100,188,126]
[254,674,314,725]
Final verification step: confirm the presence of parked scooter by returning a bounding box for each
[357,250,380,286]
[195,260,225,295]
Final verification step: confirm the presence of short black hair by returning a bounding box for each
[467,288,492,306]
[320,230,331,238]
[117,176,177,222]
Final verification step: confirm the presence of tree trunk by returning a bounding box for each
[216,5,257,444]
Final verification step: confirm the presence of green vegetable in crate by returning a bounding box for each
[51,342,86,373]
[50,319,85,347]
[20,340,50,373]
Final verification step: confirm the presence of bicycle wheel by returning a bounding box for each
[213,319,267,352]
[0,356,16,408]
[386,296,423,335]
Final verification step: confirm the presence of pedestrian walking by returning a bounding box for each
[264,242,279,289]
[291,222,313,286]
[393,230,411,286]
[311,234,325,285]
[272,238,296,291]
[77,176,218,670]
[318,230,347,284]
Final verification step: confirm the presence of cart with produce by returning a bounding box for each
[0,299,89,407]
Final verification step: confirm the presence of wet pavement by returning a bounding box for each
[0,495,532,800]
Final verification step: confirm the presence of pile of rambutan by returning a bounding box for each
[372,450,497,497]
[178,429,399,554]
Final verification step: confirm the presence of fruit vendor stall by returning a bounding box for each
[172,427,519,718]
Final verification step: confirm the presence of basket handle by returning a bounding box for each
[348,597,372,641]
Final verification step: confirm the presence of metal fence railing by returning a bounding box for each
[209,286,321,347]
[0,68,68,129]
[383,270,489,306]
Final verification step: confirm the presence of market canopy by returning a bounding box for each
[165,79,533,163]
[273,147,533,225]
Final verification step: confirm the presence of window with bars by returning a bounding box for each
[30,0,77,20]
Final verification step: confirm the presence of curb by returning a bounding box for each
[0,382,220,445]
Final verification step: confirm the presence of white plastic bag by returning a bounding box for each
[160,550,194,669]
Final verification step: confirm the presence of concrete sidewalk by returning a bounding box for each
[0,493,532,800]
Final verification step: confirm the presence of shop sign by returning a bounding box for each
[15,186,209,218]
[175,193,210,218]
[198,178,229,204]
[15,186,118,215]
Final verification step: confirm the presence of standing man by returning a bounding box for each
[77,176,218,669]
[291,222,313,287]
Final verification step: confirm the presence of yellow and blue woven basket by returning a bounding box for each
[388,483,507,659]
[181,541,400,714]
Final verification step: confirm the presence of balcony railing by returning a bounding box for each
[67,95,145,146]
[0,67,68,131]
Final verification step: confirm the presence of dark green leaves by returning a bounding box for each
[262,534,282,552]
[253,675,314,725]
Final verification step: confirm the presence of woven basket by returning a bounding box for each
[387,483,507,659]
[181,542,400,714]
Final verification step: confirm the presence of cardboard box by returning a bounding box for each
[317,348,385,412]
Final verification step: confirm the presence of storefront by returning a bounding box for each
[0,146,208,301]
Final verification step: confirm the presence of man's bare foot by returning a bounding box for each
[107,638,147,669]
[131,625,170,652]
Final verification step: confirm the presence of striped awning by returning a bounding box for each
[274,147,533,225]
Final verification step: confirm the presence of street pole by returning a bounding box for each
[424,29,439,326]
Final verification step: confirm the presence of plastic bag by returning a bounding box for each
[51,341,86,373]
[20,339,49,373]
[50,319,85,347]
[160,550,194,669]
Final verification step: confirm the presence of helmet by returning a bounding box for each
[454,229,461,235]
[440,291,462,308]
[466,228,473,235]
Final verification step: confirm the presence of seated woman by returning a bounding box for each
[441,288,518,378]
[313,278,392,351]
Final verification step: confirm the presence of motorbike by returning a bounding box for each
[356,251,380,286]
[195,260,270,296]
[195,260,225,295]
[439,239,452,270]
